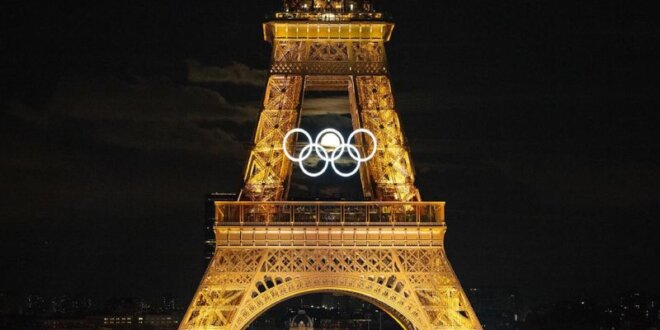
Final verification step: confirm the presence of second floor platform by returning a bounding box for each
[214,201,445,226]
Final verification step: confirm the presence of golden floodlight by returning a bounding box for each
[181,1,482,329]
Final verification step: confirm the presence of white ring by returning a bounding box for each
[315,128,345,161]
[331,144,361,177]
[298,144,328,177]
[347,128,377,161]
[283,128,313,162]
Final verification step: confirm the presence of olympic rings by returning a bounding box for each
[282,128,377,177]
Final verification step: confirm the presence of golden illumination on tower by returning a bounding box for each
[181,1,482,329]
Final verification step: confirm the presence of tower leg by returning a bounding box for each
[356,75,420,202]
[240,75,303,201]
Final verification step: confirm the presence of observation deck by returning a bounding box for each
[263,1,393,75]
[275,11,384,22]
[213,201,447,247]
[275,0,384,22]
[215,201,444,226]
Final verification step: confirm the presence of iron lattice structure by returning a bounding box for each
[181,3,482,329]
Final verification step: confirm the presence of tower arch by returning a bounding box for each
[238,276,421,330]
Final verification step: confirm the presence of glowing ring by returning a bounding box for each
[331,144,361,177]
[282,128,377,177]
[298,144,329,177]
[315,128,345,162]
[347,128,378,161]
[283,128,313,162]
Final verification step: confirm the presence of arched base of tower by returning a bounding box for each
[180,246,482,330]
[236,275,418,330]
[250,291,403,330]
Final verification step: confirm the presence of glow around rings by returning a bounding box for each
[283,128,377,177]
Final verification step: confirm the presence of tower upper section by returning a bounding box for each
[265,1,393,45]
[276,0,383,22]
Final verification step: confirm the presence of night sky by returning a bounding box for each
[2,1,659,309]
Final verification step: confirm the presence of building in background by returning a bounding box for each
[288,309,314,330]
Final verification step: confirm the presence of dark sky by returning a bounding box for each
[1,1,659,308]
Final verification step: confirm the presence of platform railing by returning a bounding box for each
[274,12,384,22]
[215,201,445,226]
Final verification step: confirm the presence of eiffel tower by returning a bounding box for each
[181,1,481,329]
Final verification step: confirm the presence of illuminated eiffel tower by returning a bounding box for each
[181,1,481,329]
